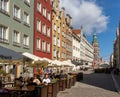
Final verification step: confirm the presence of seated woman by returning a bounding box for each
[42,73,51,85]
[27,77,37,86]
[33,75,41,85]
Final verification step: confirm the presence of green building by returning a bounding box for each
[0,0,34,77]
[0,0,34,54]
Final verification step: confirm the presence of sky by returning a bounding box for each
[60,0,120,61]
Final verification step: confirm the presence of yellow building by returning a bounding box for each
[66,14,72,60]
[52,0,61,60]
[52,1,72,61]
[60,7,67,61]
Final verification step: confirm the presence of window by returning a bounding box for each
[54,24,56,31]
[13,30,20,45]
[42,24,46,35]
[43,7,46,17]
[47,27,50,37]
[53,36,56,45]
[14,5,20,20]
[23,11,29,25]
[56,16,58,21]
[42,41,46,52]
[23,34,29,47]
[47,43,50,53]
[0,0,9,13]
[53,50,56,57]
[63,23,65,27]
[37,2,41,13]
[0,25,8,42]
[47,12,51,21]
[57,39,60,47]
[36,38,41,50]
[58,27,60,33]
[37,19,41,32]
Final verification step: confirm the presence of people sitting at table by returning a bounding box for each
[59,70,65,79]
[14,76,24,88]
[33,75,41,85]
[7,73,14,82]
[27,77,37,86]
[42,73,51,85]
[54,70,60,79]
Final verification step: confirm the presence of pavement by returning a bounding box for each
[57,70,120,97]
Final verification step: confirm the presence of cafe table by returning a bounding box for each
[2,82,14,87]
[5,86,34,97]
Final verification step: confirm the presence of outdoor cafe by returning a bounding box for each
[0,46,81,97]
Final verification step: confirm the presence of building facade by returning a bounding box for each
[65,14,72,60]
[0,0,34,77]
[0,0,34,53]
[113,27,120,70]
[34,0,52,59]
[72,30,80,61]
[52,0,61,60]
[110,53,114,67]
[73,29,94,66]
[59,8,66,61]
[81,30,94,66]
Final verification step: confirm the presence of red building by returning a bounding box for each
[34,0,52,59]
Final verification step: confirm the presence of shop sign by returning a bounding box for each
[0,55,12,60]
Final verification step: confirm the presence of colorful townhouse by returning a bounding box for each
[52,0,61,60]
[0,0,34,77]
[0,0,34,53]
[34,0,52,59]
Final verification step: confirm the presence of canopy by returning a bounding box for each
[0,46,23,60]
[62,60,75,67]
[51,60,62,66]
[42,57,52,63]
[22,52,42,61]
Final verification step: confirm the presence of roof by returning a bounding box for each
[92,34,98,44]
[72,29,81,34]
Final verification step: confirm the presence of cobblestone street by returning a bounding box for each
[57,71,120,97]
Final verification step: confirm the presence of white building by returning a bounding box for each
[72,29,94,66]
[72,30,80,61]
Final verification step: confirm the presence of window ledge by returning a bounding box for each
[24,0,30,7]
[13,42,21,47]
[0,9,10,17]
[0,39,9,44]
[23,22,30,27]
[36,48,41,51]
[23,45,30,49]
[13,16,21,23]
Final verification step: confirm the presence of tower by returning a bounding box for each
[92,34,100,68]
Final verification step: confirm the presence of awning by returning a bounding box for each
[22,52,42,61]
[62,60,75,67]
[0,46,23,60]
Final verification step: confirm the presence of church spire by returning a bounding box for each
[92,33,98,44]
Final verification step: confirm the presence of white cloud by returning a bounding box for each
[60,0,109,35]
